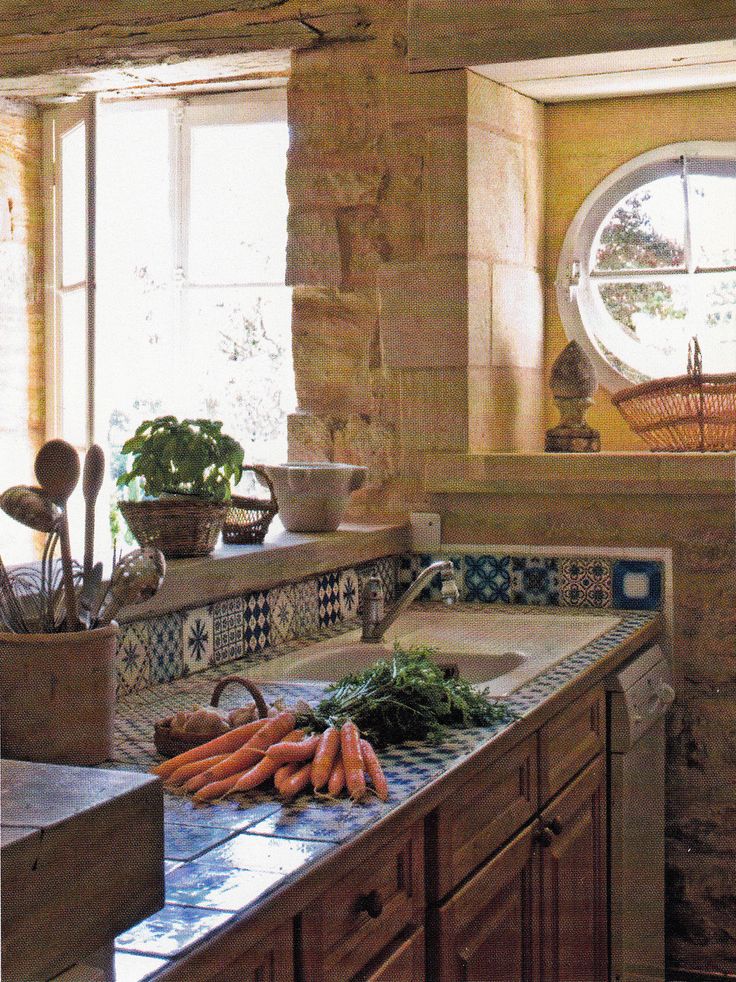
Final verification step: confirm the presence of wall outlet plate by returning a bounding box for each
[410,512,441,551]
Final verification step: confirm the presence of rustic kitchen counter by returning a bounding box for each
[90,606,660,982]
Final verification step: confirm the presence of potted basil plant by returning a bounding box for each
[117,416,244,558]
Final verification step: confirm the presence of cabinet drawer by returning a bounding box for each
[539,687,604,804]
[300,824,424,982]
[427,734,538,902]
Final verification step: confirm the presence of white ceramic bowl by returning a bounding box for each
[262,463,367,533]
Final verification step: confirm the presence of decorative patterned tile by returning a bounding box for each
[243,591,270,654]
[397,554,463,601]
[339,567,360,621]
[212,596,244,665]
[372,555,398,601]
[612,560,662,610]
[291,578,319,638]
[117,622,151,696]
[148,612,183,684]
[268,584,297,646]
[183,606,214,674]
[318,572,340,628]
[464,555,511,603]
[398,553,425,589]
[115,903,233,958]
[510,557,559,606]
[560,558,613,608]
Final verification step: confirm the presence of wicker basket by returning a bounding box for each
[222,466,278,545]
[611,372,736,451]
[120,498,228,559]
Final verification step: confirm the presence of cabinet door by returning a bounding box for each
[357,928,425,982]
[539,754,606,982]
[434,822,538,982]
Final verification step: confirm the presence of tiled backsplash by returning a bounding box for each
[117,550,663,698]
[116,557,399,698]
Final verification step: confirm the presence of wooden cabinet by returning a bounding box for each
[357,928,426,982]
[539,686,604,804]
[427,734,538,903]
[300,824,424,982]
[432,822,538,982]
[433,754,607,982]
[539,755,607,982]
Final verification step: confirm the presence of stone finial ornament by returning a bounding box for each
[545,340,601,452]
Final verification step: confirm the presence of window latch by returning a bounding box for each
[568,260,581,300]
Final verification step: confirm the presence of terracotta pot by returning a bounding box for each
[262,463,368,532]
[0,624,118,765]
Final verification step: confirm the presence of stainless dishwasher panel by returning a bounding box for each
[607,645,674,982]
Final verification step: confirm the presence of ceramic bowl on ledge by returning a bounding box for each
[261,463,367,533]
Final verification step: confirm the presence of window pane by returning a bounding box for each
[61,122,87,286]
[181,286,295,473]
[188,121,289,284]
[593,176,686,272]
[696,274,736,372]
[61,287,88,446]
[690,174,736,269]
[96,103,180,461]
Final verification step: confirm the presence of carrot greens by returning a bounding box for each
[301,645,513,748]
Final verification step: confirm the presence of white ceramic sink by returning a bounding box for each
[249,604,623,697]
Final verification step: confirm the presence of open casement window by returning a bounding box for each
[95,87,294,502]
[43,86,293,556]
[43,96,96,451]
[557,143,736,389]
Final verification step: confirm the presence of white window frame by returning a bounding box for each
[42,95,96,447]
[556,141,736,390]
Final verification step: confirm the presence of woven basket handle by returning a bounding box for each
[210,675,269,719]
[242,465,277,507]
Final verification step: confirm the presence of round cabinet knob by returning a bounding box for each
[357,889,384,919]
[537,827,554,847]
[549,816,563,836]
[657,682,676,707]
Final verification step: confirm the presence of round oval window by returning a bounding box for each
[556,142,736,390]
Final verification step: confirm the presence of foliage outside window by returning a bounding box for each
[557,143,736,389]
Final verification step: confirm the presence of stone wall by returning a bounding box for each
[0,99,44,563]
[286,3,546,517]
[431,474,736,977]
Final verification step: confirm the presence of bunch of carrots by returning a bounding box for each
[152,711,388,805]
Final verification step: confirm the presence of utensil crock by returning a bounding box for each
[0,623,118,765]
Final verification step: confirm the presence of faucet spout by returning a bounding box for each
[361,560,459,644]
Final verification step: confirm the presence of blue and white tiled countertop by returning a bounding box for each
[102,605,661,982]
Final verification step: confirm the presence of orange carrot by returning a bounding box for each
[184,712,296,792]
[152,718,267,779]
[340,720,366,801]
[311,727,341,790]
[266,734,319,764]
[274,763,298,792]
[192,771,250,803]
[279,760,313,800]
[327,753,345,797]
[229,756,282,794]
[165,754,229,787]
[360,739,389,801]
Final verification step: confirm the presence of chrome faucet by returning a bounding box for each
[361,560,460,643]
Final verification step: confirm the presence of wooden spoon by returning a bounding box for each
[82,444,105,580]
[34,440,81,631]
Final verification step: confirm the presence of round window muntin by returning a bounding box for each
[556,141,736,391]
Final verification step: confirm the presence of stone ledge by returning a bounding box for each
[118,521,410,623]
[424,452,736,496]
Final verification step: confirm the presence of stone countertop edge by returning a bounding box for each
[144,611,663,980]
[118,522,411,623]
